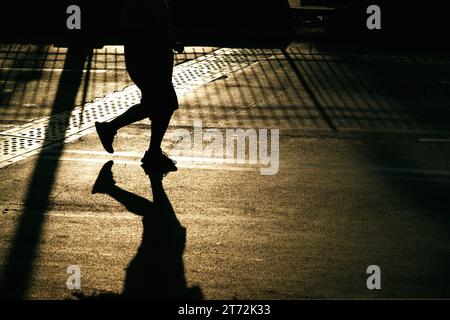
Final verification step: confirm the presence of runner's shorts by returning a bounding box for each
[124,43,179,118]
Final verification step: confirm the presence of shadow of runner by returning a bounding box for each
[78,161,202,300]
[0,47,91,299]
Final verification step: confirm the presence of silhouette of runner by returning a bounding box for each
[95,0,183,173]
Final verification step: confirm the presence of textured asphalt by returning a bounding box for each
[1,41,450,299]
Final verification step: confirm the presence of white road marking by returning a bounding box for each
[63,149,252,165]
[52,149,450,177]
[47,156,256,172]
[0,67,107,73]
[419,138,450,143]
[371,166,450,177]
[303,162,450,178]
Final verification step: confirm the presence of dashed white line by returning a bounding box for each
[0,67,107,73]
[46,156,257,172]
[63,150,252,165]
[419,138,450,143]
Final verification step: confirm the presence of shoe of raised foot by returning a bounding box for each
[95,121,116,154]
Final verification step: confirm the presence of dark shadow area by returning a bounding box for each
[74,161,202,300]
[366,143,450,219]
[321,0,450,52]
[0,0,292,49]
[0,47,91,299]
[358,140,450,297]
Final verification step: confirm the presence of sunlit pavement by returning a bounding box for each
[1,41,450,299]
[0,45,217,131]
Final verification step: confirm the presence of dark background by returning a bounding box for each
[0,0,447,48]
[0,0,292,47]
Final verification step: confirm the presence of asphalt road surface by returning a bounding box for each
[1,41,450,299]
